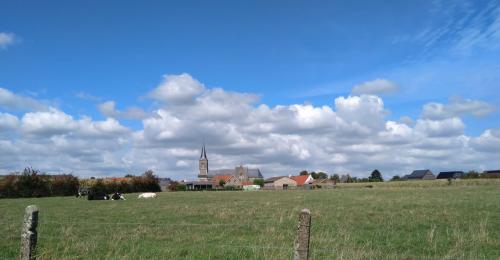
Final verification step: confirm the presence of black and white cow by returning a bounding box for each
[111,192,126,200]
[87,191,109,200]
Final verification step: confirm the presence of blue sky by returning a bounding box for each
[1,0,499,178]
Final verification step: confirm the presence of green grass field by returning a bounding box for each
[1,179,500,259]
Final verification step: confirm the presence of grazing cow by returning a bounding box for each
[138,192,157,199]
[87,191,109,200]
[76,188,89,198]
[111,192,126,200]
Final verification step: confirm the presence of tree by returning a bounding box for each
[329,174,340,182]
[390,175,401,181]
[369,169,383,182]
[219,179,226,187]
[311,172,328,179]
[299,170,309,176]
[462,171,479,179]
[253,179,264,187]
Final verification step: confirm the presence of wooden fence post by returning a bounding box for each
[20,205,39,260]
[294,208,311,260]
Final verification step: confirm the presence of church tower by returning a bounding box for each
[198,144,209,181]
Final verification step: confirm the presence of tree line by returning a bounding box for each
[299,169,384,183]
[0,168,161,199]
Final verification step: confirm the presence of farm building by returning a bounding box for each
[484,170,500,178]
[290,175,314,186]
[185,180,213,190]
[264,176,297,189]
[437,171,464,179]
[211,175,232,189]
[404,169,436,180]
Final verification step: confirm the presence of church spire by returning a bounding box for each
[200,143,207,160]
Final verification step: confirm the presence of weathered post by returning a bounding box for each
[294,208,311,260]
[20,205,39,260]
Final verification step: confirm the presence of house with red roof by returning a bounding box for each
[290,175,314,186]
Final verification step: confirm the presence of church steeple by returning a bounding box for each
[200,143,207,160]
[198,144,208,180]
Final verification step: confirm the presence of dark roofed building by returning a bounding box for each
[405,169,436,180]
[437,171,464,179]
[484,170,500,178]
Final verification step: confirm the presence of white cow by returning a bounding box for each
[138,192,157,199]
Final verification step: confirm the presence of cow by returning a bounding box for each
[138,192,157,199]
[76,188,89,198]
[87,191,109,200]
[111,192,126,200]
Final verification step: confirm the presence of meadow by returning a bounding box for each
[1,179,500,259]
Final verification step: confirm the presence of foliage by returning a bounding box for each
[462,171,480,179]
[219,179,226,187]
[329,174,340,181]
[390,175,402,181]
[0,168,79,198]
[311,171,328,179]
[369,169,384,182]
[299,170,309,176]
[253,178,264,187]
[168,181,186,192]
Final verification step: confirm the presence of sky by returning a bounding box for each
[1,0,499,179]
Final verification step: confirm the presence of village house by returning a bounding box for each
[186,144,264,190]
[484,170,500,178]
[404,169,436,180]
[290,175,314,187]
[264,176,297,189]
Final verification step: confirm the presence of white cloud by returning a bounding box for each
[22,108,76,136]
[0,88,47,111]
[98,100,149,120]
[149,73,204,104]
[422,97,495,120]
[0,74,499,179]
[415,117,465,137]
[0,112,19,131]
[351,79,399,95]
[470,129,500,153]
[0,32,16,49]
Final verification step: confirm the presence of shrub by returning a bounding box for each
[253,179,264,187]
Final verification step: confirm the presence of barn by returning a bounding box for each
[264,176,297,190]
[404,170,436,180]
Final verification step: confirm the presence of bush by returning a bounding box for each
[253,179,264,187]
[0,168,79,198]
[168,181,186,192]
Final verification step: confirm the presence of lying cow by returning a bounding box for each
[138,192,157,199]
[76,188,89,198]
[111,192,126,200]
[87,191,109,200]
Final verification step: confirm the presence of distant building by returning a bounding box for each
[186,144,264,190]
[484,170,500,178]
[290,175,314,186]
[158,178,173,191]
[264,176,297,189]
[436,171,463,179]
[404,169,436,180]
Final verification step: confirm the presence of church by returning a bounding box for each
[185,144,264,190]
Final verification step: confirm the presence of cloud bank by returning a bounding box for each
[0,74,498,179]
